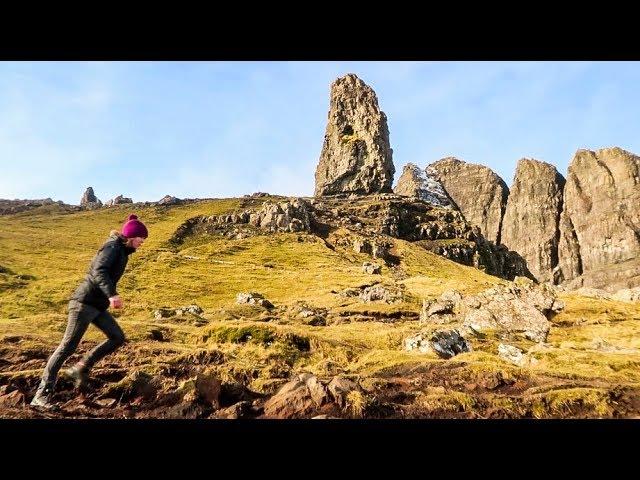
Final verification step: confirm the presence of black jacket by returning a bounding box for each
[71,233,135,311]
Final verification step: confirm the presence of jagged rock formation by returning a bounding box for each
[80,187,102,209]
[394,163,453,207]
[429,157,509,244]
[314,74,395,196]
[558,147,640,291]
[157,195,182,206]
[501,159,565,283]
[105,195,133,207]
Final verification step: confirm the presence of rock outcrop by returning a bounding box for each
[105,195,133,207]
[157,195,181,206]
[558,147,640,291]
[394,163,453,207]
[459,277,564,342]
[170,198,313,244]
[0,198,73,215]
[501,159,565,283]
[428,157,509,244]
[314,74,395,196]
[80,187,102,209]
[421,277,564,343]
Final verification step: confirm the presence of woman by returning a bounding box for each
[30,214,149,409]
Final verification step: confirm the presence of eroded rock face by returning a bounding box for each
[394,163,453,207]
[428,157,509,244]
[314,74,395,196]
[501,159,565,284]
[558,147,640,290]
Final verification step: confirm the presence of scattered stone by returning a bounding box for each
[359,284,403,303]
[362,262,381,274]
[497,343,531,367]
[572,287,612,300]
[213,401,252,419]
[419,290,462,324]
[327,376,358,408]
[248,199,312,233]
[404,329,471,359]
[236,292,274,309]
[153,304,204,320]
[95,398,117,408]
[590,338,637,354]
[175,305,204,316]
[612,287,640,303]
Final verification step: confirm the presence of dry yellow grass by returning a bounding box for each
[1,198,640,417]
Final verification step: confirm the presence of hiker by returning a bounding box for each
[30,214,149,409]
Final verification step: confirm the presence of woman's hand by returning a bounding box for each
[109,295,123,309]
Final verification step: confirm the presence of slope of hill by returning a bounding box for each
[1,197,639,419]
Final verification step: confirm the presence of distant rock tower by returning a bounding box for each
[80,187,102,209]
[314,74,395,196]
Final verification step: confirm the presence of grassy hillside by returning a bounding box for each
[1,198,640,418]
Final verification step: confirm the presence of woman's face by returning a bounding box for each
[129,237,146,249]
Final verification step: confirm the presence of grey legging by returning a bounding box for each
[39,299,126,389]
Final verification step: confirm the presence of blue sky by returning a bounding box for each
[1,61,639,204]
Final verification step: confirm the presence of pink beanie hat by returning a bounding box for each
[121,214,148,239]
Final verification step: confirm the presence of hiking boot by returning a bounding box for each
[67,364,89,389]
[30,384,55,410]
